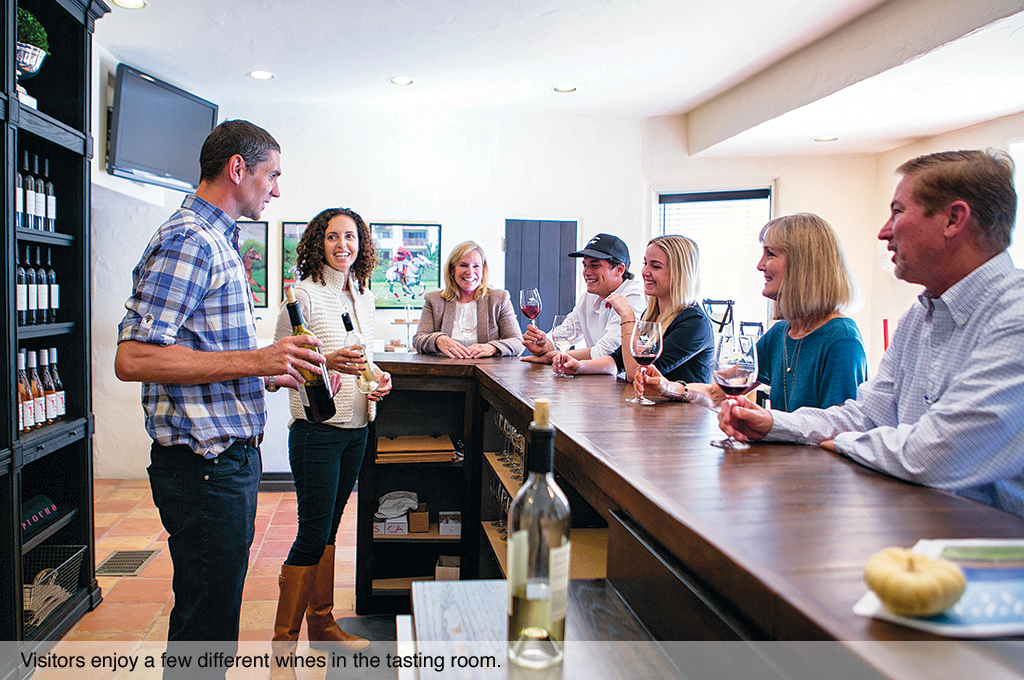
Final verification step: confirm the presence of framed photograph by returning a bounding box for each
[370,223,442,309]
[237,220,269,308]
[281,220,309,299]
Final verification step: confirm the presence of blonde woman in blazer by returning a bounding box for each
[413,241,524,358]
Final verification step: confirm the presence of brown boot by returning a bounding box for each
[270,564,318,680]
[306,545,370,651]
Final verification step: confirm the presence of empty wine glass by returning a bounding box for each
[519,288,542,332]
[550,315,580,378]
[626,321,663,405]
[710,334,759,449]
[456,305,475,345]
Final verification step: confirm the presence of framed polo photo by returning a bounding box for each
[280,220,309,299]
[236,220,269,308]
[370,223,442,309]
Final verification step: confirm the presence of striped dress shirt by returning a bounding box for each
[117,194,265,457]
[767,251,1024,519]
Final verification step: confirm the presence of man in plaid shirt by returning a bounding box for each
[115,120,324,672]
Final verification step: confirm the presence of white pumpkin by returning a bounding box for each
[863,547,966,617]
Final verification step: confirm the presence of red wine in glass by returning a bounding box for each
[716,380,751,396]
[633,355,657,367]
[521,304,541,320]
[519,288,542,331]
[627,321,663,405]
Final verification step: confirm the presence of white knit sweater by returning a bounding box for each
[277,266,376,425]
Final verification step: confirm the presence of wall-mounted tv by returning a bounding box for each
[106,64,218,192]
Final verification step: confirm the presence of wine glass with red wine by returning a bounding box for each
[519,288,542,331]
[710,334,758,449]
[626,321,663,405]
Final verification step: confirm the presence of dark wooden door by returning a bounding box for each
[504,219,577,340]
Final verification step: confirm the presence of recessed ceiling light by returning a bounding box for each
[813,135,839,142]
[112,0,147,8]
[248,70,275,81]
[389,76,413,86]
[553,85,577,93]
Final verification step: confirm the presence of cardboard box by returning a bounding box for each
[438,511,462,536]
[409,503,429,533]
[374,515,408,536]
[435,555,460,581]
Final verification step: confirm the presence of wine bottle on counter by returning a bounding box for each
[34,247,49,324]
[27,351,46,428]
[24,245,37,325]
[284,286,336,423]
[32,155,45,230]
[21,151,35,230]
[46,248,59,324]
[340,310,379,394]
[17,247,28,326]
[43,158,56,232]
[17,351,33,432]
[49,347,65,419]
[507,399,571,670]
[39,349,59,424]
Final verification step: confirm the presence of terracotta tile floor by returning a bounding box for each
[43,478,360,679]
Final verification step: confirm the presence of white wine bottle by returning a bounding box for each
[507,399,571,669]
[340,310,378,395]
[49,347,65,419]
[284,286,336,422]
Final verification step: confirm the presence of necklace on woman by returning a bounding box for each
[780,332,804,412]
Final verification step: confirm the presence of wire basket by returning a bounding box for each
[23,545,86,636]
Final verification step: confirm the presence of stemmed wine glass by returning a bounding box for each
[519,288,542,332]
[626,321,663,405]
[456,306,475,345]
[550,315,580,378]
[710,334,759,449]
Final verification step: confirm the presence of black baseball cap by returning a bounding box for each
[569,233,630,268]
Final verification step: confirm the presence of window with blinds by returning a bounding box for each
[658,189,773,331]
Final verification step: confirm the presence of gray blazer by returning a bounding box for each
[413,289,524,357]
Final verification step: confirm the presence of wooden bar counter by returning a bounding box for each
[370,354,1024,677]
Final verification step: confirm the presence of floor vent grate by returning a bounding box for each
[96,549,160,576]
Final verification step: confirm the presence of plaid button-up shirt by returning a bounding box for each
[118,194,265,457]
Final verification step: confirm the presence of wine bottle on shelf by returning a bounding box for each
[284,286,336,423]
[32,155,45,230]
[17,351,33,432]
[43,158,56,232]
[21,151,36,230]
[45,247,58,324]
[507,398,571,670]
[49,347,65,419]
[35,247,49,325]
[340,310,379,394]
[15,157,24,229]
[39,349,59,425]
[17,247,28,326]
[27,351,47,428]
[24,245,37,325]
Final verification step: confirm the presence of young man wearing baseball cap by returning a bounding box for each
[522,233,646,363]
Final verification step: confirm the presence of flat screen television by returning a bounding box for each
[107,64,218,192]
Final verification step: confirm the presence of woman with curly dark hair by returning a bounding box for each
[269,207,391,671]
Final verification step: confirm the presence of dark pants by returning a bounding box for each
[148,439,261,678]
[286,420,368,566]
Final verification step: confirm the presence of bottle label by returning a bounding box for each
[34,191,44,217]
[28,283,37,310]
[25,191,35,218]
[37,282,48,311]
[19,398,24,431]
[548,542,571,621]
[17,284,27,311]
[51,284,59,310]
[507,529,528,612]
[48,195,57,222]
[46,394,58,421]
[16,189,22,215]
[56,390,65,417]
[35,397,46,424]
[23,399,35,429]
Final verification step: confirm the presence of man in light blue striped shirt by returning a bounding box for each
[720,149,1024,520]
[115,120,325,674]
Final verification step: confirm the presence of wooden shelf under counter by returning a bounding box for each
[373,523,460,543]
[484,451,522,496]
[482,521,607,580]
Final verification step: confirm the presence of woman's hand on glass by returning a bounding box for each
[326,345,366,375]
[552,353,581,376]
[522,324,552,355]
[636,365,665,399]
[367,370,392,402]
[435,335,472,358]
